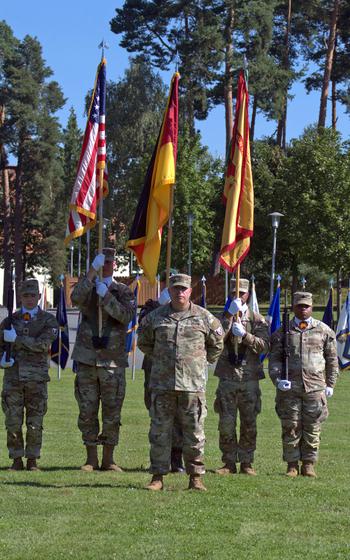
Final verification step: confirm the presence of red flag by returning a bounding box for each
[220,70,254,272]
[126,72,179,283]
[64,59,108,245]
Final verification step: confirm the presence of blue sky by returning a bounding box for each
[2,0,350,159]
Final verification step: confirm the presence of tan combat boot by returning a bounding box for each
[215,464,237,475]
[27,458,40,471]
[8,457,24,471]
[286,462,299,478]
[240,463,257,476]
[81,445,99,472]
[100,444,123,472]
[188,474,207,491]
[146,475,164,491]
[301,461,317,478]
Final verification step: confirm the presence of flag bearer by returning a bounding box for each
[71,248,135,472]
[0,278,58,471]
[214,278,269,476]
[269,291,338,478]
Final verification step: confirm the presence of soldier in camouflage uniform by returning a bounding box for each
[269,291,338,478]
[214,278,269,476]
[140,293,184,473]
[138,273,224,491]
[0,278,58,471]
[71,248,135,472]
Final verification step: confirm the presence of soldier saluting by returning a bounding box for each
[269,291,338,478]
[0,278,58,471]
[71,248,135,472]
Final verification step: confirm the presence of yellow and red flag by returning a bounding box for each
[126,72,179,283]
[219,70,253,272]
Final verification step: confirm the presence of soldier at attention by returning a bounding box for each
[269,291,338,478]
[214,278,269,476]
[71,248,135,472]
[0,278,58,471]
[138,273,224,492]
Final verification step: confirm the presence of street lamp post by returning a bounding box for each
[187,213,194,276]
[269,212,284,304]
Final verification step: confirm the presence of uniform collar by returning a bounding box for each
[21,306,39,318]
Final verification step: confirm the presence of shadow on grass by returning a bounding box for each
[1,480,144,490]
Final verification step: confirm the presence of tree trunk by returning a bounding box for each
[14,148,24,300]
[2,164,12,307]
[251,95,258,142]
[331,37,337,129]
[183,10,195,137]
[276,0,291,149]
[224,4,235,156]
[318,0,339,128]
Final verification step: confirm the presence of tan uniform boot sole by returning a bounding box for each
[215,466,237,475]
[100,463,123,472]
[146,480,163,491]
[81,463,99,472]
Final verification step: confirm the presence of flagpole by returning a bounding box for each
[234,264,241,354]
[86,229,90,272]
[165,184,175,287]
[57,275,64,381]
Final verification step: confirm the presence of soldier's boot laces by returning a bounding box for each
[188,474,207,491]
[301,461,317,478]
[286,462,299,478]
[215,464,237,475]
[240,463,257,476]
[100,444,123,472]
[171,447,185,473]
[9,457,24,471]
[27,458,40,471]
[146,475,164,491]
[81,445,99,472]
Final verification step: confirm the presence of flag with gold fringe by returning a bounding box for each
[219,70,253,272]
[64,58,108,244]
[126,72,179,283]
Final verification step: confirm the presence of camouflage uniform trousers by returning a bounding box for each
[214,379,261,465]
[275,383,329,463]
[74,363,126,446]
[149,390,207,475]
[1,376,48,459]
[143,363,183,449]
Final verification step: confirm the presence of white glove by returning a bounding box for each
[227,298,243,316]
[92,253,105,272]
[0,352,14,368]
[4,327,17,343]
[158,288,170,305]
[277,379,292,391]
[95,280,108,298]
[231,321,246,337]
[325,386,333,398]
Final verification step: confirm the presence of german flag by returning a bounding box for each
[219,70,254,272]
[126,72,179,283]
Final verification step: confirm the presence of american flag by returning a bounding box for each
[64,58,108,244]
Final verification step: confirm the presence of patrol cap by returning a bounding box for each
[230,277,250,293]
[293,291,313,306]
[20,278,40,294]
[169,273,192,288]
[102,247,116,263]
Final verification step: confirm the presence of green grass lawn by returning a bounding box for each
[0,367,349,560]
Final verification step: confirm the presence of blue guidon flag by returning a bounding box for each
[51,285,70,369]
[336,293,350,370]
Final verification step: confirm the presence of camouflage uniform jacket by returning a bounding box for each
[214,308,269,381]
[71,276,136,367]
[269,318,338,392]
[0,309,58,382]
[138,302,224,392]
